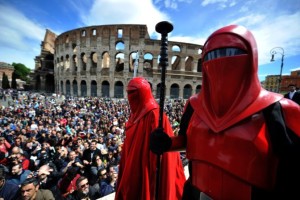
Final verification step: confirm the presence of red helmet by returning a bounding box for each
[191,25,281,132]
[127,77,158,124]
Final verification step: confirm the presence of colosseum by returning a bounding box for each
[34,24,203,99]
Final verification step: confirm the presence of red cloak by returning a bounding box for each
[115,77,186,200]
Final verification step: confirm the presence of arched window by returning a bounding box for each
[170,84,179,99]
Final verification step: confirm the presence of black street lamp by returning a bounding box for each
[270,47,284,93]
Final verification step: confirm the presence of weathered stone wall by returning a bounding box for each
[54,24,203,99]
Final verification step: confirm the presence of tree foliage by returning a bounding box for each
[2,73,10,89]
[12,62,31,82]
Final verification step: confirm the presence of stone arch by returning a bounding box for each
[81,30,86,37]
[81,53,87,71]
[116,41,125,50]
[114,81,124,98]
[73,55,78,72]
[102,81,110,97]
[60,56,64,72]
[65,34,69,43]
[196,85,202,94]
[172,44,181,52]
[91,52,97,74]
[65,54,70,70]
[73,80,78,96]
[183,84,192,99]
[72,43,77,53]
[129,51,138,72]
[156,83,161,98]
[80,80,87,96]
[115,52,124,72]
[66,80,71,96]
[144,53,153,71]
[170,83,179,98]
[197,58,202,72]
[92,28,97,36]
[185,56,193,71]
[102,52,110,69]
[171,55,180,70]
[91,80,97,96]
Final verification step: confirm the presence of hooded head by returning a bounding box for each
[201,25,261,117]
[127,77,158,124]
[191,25,281,132]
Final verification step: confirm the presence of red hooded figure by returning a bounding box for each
[115,77,186,200]
[150,25,300,200]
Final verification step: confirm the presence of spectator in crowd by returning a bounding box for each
[7,162,31,186]
[284,84,300,105]
[65,176,101,200]
[96,168,116,197]
[89,154,105,184]
[9,147,30,170]
[61,150,83,175]
[0,92,187,199]
[0,137,11,157]
[37,164,63,200]
[115,77,186,200]
[57,167,81,198]
[11,136,26,150]
[16,177,54,200]
[0,166,19,200]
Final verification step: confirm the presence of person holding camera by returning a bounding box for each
[37,164,63,200]
[61,150,84,175]
[9,147,30,170]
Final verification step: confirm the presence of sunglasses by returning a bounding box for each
[80,182,89,189]
[100,172,107,176]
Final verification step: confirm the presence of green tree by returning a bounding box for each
[12,62,31,82]
[2,73,10,89]
[11,72,17,89]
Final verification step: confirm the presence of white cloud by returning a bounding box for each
[223,10,300,66]
[163,0,192,9]
[201,0,236,8]
[79,0,170,35]
[290,67,300,71]
[0,5,45,50]
[168,35,206,46]
[0,4,46,68]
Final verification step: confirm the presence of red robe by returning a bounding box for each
[115,77,186,200]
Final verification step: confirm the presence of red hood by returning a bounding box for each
[127,77,158,125]
[191,25,283,132]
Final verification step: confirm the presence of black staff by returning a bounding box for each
[155,21,173,200]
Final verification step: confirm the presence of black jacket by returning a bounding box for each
[284,91,300,105]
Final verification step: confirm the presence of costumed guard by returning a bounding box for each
[150,25,300,200]
[115,77,186,200]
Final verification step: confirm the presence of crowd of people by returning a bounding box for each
[0,90,187,200]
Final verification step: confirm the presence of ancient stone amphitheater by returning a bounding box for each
[35,24,203,99]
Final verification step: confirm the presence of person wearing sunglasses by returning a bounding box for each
[65,176,100,200]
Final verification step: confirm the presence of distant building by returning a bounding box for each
[264,75,280,92]
[281,69,300,91]
[34,24,203,98]
[32,29,56,93]
[264,70,300,93]
[0,62,25,89]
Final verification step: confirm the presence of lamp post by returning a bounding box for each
[270,47,284,93]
